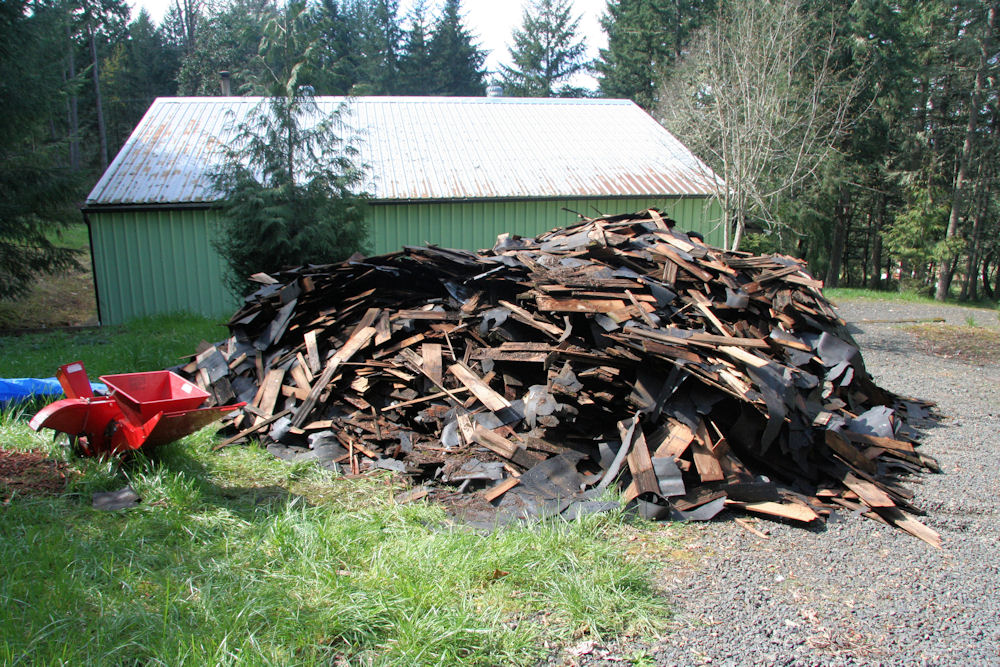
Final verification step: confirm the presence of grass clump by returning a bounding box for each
[0,313,226,378]
[0,411,673,666]
[824,287,998,310]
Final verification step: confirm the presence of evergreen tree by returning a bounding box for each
[212,91,369,294]
[176,0,275,95]
[211,29,368,294]
[397,0,434,94]
[596,0,713,108]
[426,0,486,96]
[500,0,586,97]
[0,0,80,300]
[103,10,181,152]
[307,0,360,95]
[348,0,402,94]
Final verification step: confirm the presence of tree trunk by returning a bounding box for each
[936,5,994,301]
[983,252,996,300]
[824,184,850,288]
[960,182,987,300]
[89,23,108,170]
[66,20,80,172]
[868,193,885,289]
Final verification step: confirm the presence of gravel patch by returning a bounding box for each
[562,299,1000,667]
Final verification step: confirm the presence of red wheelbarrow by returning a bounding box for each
[29,362,244,457]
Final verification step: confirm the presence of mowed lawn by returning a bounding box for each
[0,315,681,666]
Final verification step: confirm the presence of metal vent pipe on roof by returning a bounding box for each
[219,71,231,96]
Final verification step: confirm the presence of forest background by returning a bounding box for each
[2,0,997,303]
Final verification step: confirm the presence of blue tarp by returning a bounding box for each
[0,378,107,404]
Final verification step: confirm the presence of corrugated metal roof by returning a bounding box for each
[86,96,719,206]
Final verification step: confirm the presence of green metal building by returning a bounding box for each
[84,96,722,325]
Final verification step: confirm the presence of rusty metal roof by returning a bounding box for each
[86,96,719,206]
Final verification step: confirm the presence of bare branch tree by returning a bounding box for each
[657,0,860,250]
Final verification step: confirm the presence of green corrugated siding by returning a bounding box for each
[368,196,722,255]
[89,196,721,325]
[89,209,237,325]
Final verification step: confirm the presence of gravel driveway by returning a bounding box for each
[569,299,1000,667]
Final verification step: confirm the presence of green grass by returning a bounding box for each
[824,286,998,310]
[0,313,227,378]
[48,222,90,250]
[0,416,673,666]
[0,318,681,665]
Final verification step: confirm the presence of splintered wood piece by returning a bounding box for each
[422,343,443,385]
[535,295,629,313]
[690,421,725,482]
[726,500,820,523]
[597,416,639,492]
[661,260,678,285]
[472,426,519,459]
[874,506,942,548]
[381,387,471,411]
[651,419,696,458]
[374,311,392,346]
[825,430,877,475]
[482,477,520,502]
[649,244,714,281]
[396,487,429,504]
[456,413,477,446]
[304,330,321,374]
[280,384,309,401]
[696,303,735,337]
[291,326,376,428]
[719,345,770,368]
[294,352,314,384]
[841,471,895,508]
[625,289,657,327]
[647,208,667,229]
[742,265,803,293]
[734,517,771,539]
[372,333,426,359]
[498,299,565,338]
[471,349,549,363]
[255,368,286,423]
[289,361,311,390]
[839,430,916,454]
[447,362,512,412]
[626,429,658,498]
[461,291,484,314]
[214,408,292,450]
[394,309,457,321]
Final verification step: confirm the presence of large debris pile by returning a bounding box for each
[182,210,941,545]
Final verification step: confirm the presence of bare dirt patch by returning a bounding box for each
[0,449,72,501]
[903,323,1000,363]
[0,223,98,331]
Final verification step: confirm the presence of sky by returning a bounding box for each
[128,0,610,88]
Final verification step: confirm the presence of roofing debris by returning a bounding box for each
[180,209,942,546]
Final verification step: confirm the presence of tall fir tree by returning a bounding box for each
[397,0,434,94]
[426,0,486,96]
[348,0,402,94]
[500,0,587,97]
[307,0,360,94]
[176,0,276,95]
[0,0,81,299]
[103,9,181,153]
[596,0,713,108]
[211,7,368,294]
